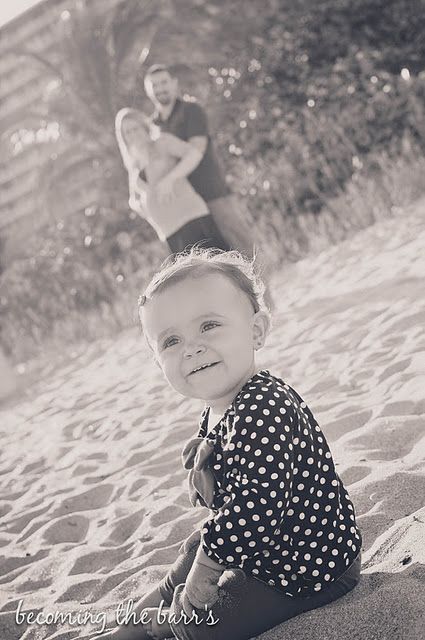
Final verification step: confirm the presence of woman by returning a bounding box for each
[115,108,230,253]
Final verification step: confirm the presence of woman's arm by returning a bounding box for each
[128,169,148,217]
[155,133,203,203]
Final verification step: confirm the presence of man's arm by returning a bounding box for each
[188,135,208,160]
[155,134,203,203]
[162,134,203,181]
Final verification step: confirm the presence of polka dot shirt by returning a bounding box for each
[198,370,362,597]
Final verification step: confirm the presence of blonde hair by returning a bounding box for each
[139,247,269,317]
[114,107,152,172]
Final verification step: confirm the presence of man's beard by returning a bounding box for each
[156,94,173,106]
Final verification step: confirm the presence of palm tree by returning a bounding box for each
[3,0,168,222]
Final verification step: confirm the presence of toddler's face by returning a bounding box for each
[142,273,268,413]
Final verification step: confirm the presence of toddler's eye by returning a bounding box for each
[163,336,179,349]
[201,321,220,332]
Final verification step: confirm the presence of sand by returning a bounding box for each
[0,199,424,640]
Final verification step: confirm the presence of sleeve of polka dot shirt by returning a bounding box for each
[201,388,296,568]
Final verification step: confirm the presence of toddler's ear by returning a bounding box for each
[253,310,270,350]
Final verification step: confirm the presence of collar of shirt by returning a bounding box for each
[153,97,181,124]
[197,369,271,441]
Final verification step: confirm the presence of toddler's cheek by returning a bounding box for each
[164,368,186,394]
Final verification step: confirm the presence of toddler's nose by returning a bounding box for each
[184,343,206,359]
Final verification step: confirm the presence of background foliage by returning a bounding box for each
[1,0,425,362]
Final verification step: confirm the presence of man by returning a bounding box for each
[144,64,254,257]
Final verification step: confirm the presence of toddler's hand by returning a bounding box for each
[182,547,222,615]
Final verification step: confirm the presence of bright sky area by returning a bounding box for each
[0,0,43,28]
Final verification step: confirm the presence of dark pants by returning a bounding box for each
[158,533,361,640]
[166,214,230,254]
[208,194,254,258]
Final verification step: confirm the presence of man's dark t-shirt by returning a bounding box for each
[152,98,230,203]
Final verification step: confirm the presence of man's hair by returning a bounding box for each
[144,64,172,82]
[138,247,269,317]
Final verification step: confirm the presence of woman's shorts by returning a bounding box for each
[166,214,230,254]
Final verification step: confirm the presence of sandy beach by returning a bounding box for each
[1,199,424,640]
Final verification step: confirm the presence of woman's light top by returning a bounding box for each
[137,132,208,240]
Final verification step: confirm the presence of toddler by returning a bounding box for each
[99,248,362,640]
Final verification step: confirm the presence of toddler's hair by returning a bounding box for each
[138,247,269,316]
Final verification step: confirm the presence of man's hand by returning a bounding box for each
[156,175,176,204]
[182,547,223,616]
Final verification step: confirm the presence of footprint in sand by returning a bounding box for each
[128,477,149,495]
[322,410,372,441]
[69,546,131,575]
[0,549,49,576]
[22,458,46,474]
[340,465,371,485]
[104,509,146,546]
[5,504,52,535]
[356,472,425,548]
[150,504,186,528]
[351,416,424,461]
[52,485,113,517]
[72,464,98,477]
[63,420,83,441]
[56,577,101,603]
[0,503,13,518]
[43,515,89,544]
[17,517,52,543]
[380,397,423,416]
[378,359,411,383]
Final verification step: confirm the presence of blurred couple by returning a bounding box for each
[115,64,253,257]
